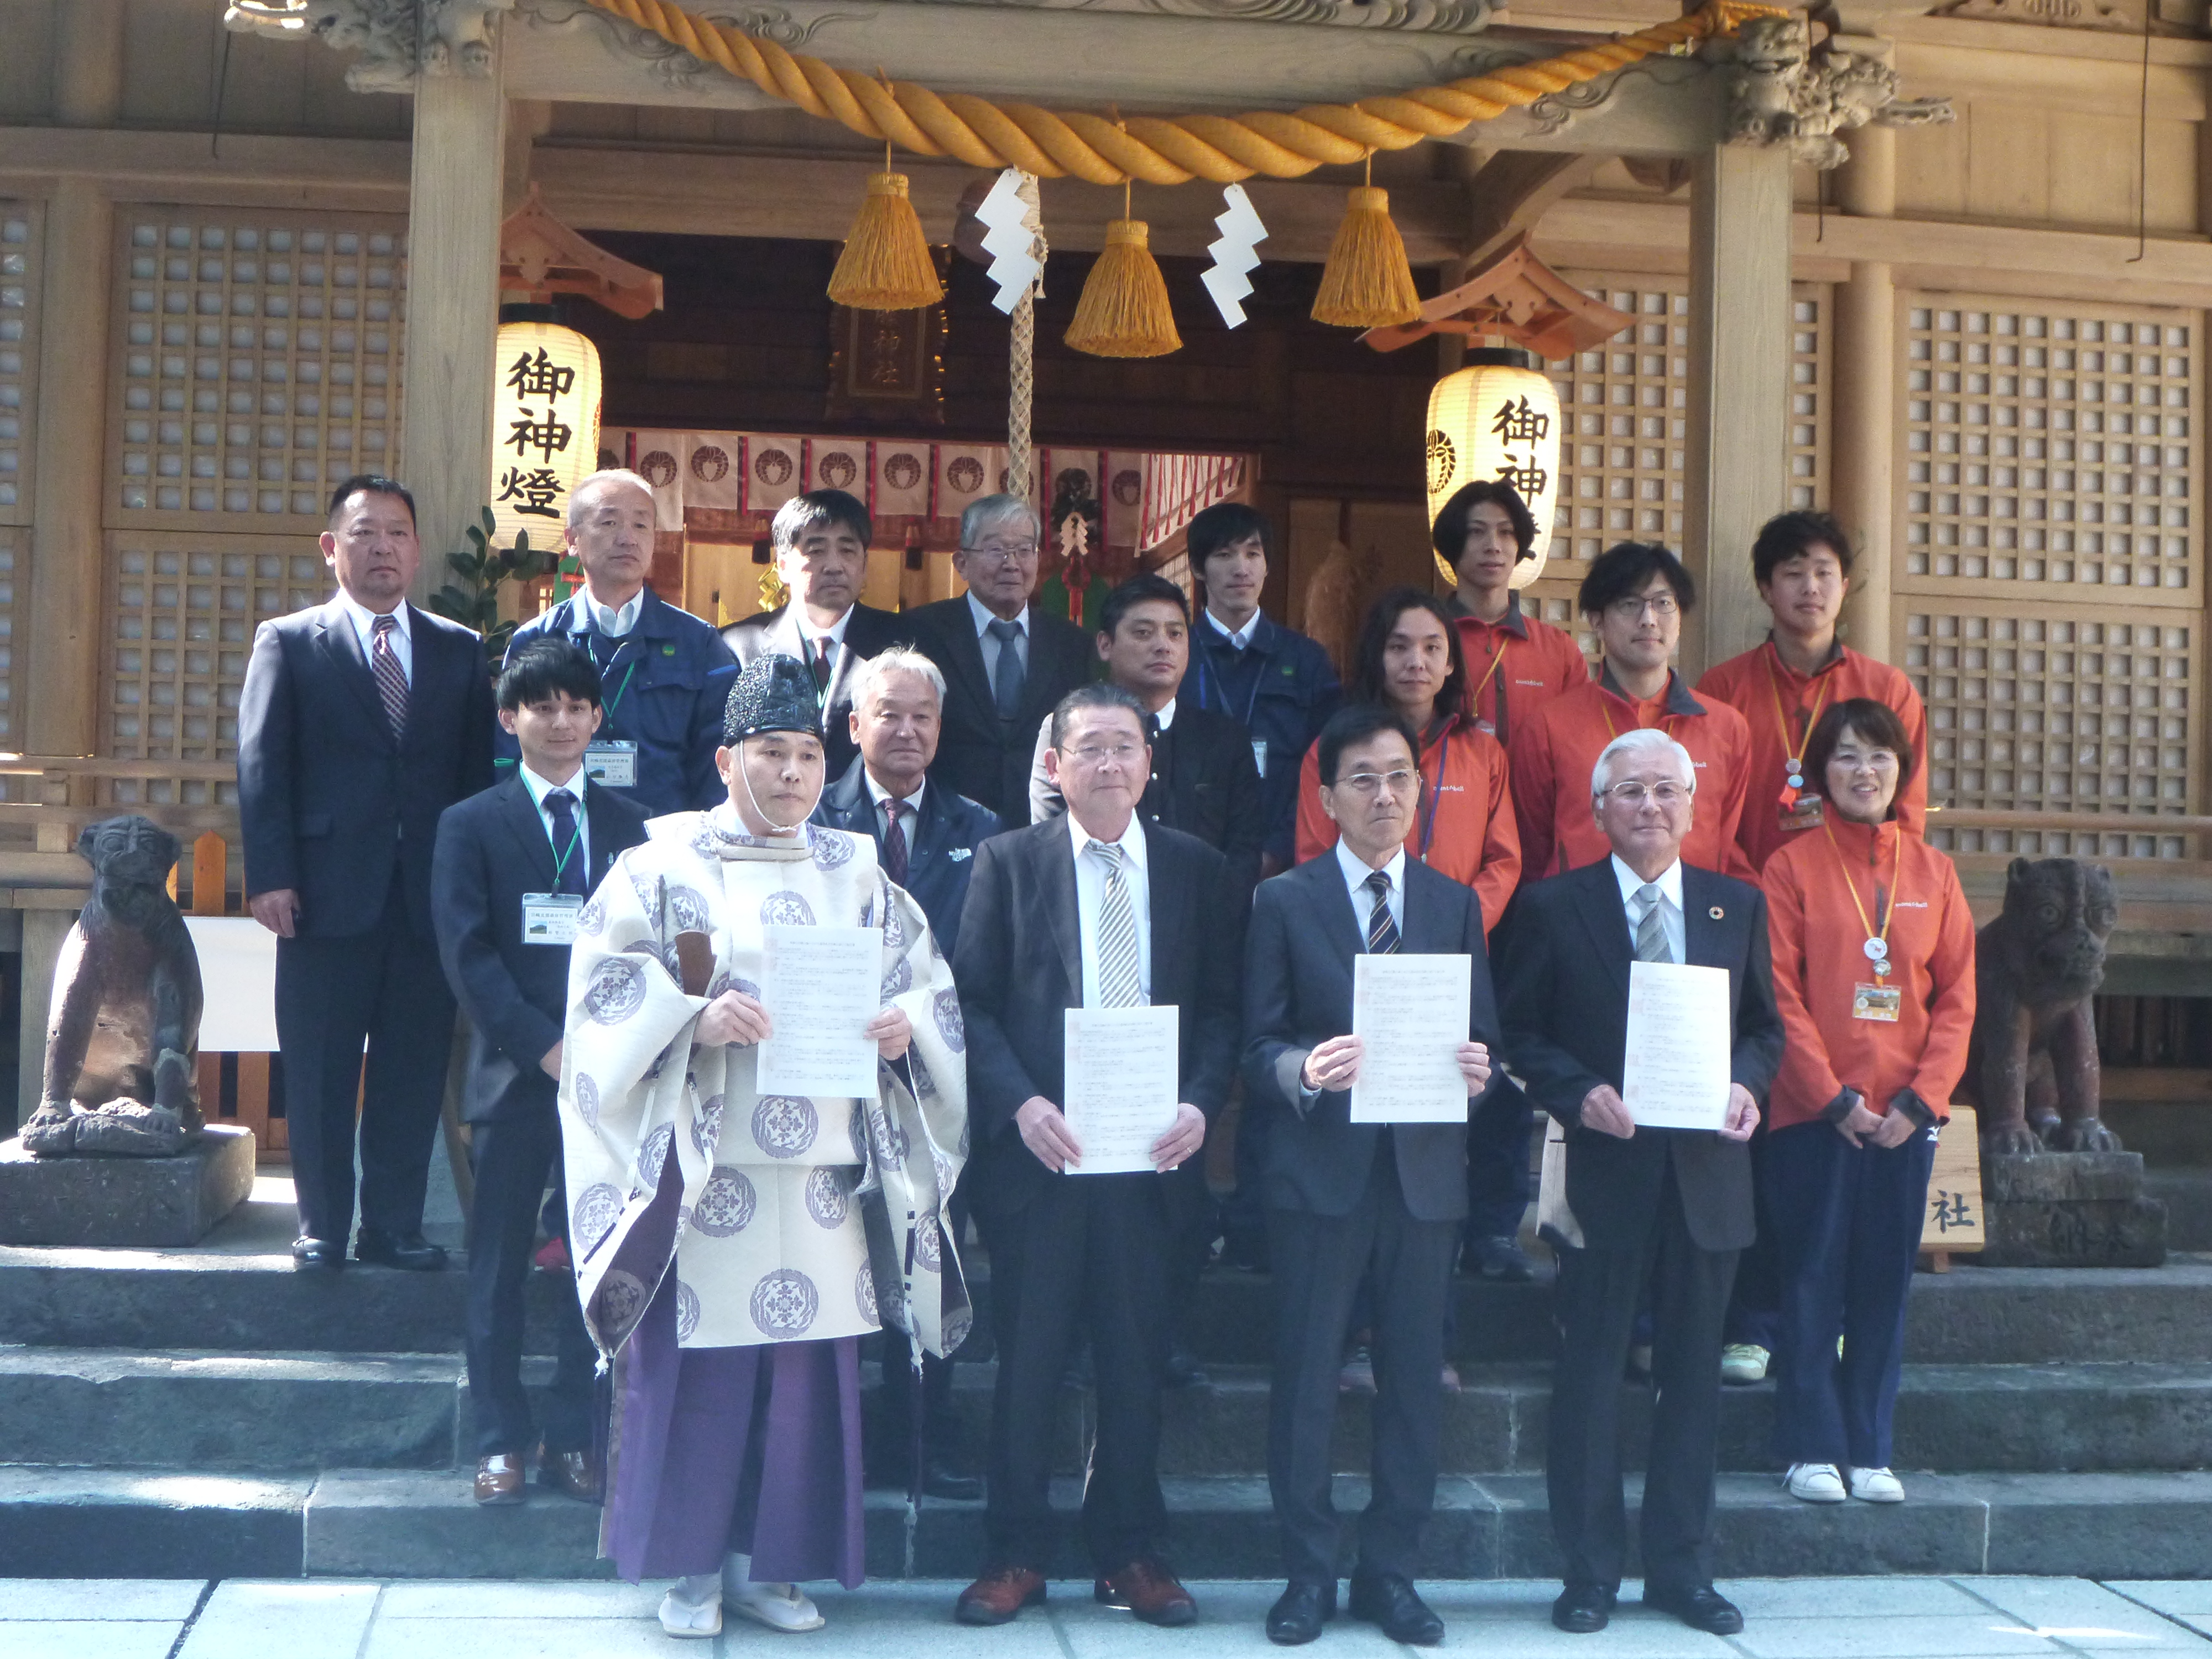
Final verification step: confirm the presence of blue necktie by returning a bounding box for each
[545,789,585,896]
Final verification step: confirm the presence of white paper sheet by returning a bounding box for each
[1349,953,1472,1124]
[1063,1005,1180,1175]
[756,924,881,1098]
[183,917,279,1052]
[1622,961,1731,1130]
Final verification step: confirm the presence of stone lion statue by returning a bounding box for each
[1960,857,2119,1157]
[19,816,206,1158]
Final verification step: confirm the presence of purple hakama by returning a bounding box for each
[606,1274,865,1587]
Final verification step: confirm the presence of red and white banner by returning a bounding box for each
[1103,450,1145,550]
[1140,452,1246,552]
[744,435,805,515]
[873,441,931,517]
[935,445,997,523]
[682,434,742,513]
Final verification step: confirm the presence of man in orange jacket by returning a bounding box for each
[1509,544,1755,884]
[1695,512,1928,879]
[1436,480,1589,747]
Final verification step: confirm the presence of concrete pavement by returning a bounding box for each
[8,1576,2212,1659]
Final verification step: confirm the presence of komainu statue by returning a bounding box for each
[19,817,205,1158]
[1963,857,2119,1157]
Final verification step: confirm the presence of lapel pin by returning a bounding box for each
[1709,906,1724,920]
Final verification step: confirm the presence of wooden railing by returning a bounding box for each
[1930,807,2212,862]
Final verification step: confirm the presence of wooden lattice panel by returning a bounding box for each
[0,200,38,524]
[0,525,18,741]
[105,531,328,792]
[1791,287,1830,511]
[109,211,406,534]
[1898,299,2199,605]
[1902,597,2200,859]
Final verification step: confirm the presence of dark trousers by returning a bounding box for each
[465,1113,598,1457]
[1548,1163,1737,1593]
[275,877,457,1245]
[1723,1122,1782,1350]
[1765,1119,1937,1470]
[1224,1091,1272,1261]
[979,1173,1171,1574]
[1465,1076,1535,1241]
[1268,1148,1458,1584]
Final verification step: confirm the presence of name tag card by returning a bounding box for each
[522,893,585,946]
[1853,983,1903,1022]
[586,740,639,789]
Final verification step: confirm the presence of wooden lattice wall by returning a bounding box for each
[1,201,35,528]
[1896,298,2203,859]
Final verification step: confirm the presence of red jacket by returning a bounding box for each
[1447,592,1591,748]
[1761,816,1976,1131]
[1697,639,1929,875]
[1507,667,1756,881]
[1296,713,1521,935]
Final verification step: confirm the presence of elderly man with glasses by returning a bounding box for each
[1497,726,1783,1639]
[1506,542,1755,882]
[903,494,1095,826]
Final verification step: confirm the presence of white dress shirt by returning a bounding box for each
[586,587,645,639]
[968,591,1030,683]
[518,761,591,878]
[1152,697,1176,733]
[1068,813,1151,1006]
[336,591,411,681]
[1204,607,1261,651]
[1611,853,1684,965]
[1335,840,1407,945]
[863,769,926,837]
[799,602,855,679]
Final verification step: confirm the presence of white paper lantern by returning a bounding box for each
[1425,349,1562,589]
[489,315,603,550]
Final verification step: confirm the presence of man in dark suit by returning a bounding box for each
[902,493,1092,825]
[433,639,650,1507]
[724,488,909,781]
[500,469,737,817]
[810,643,1000,1501]
[951,684,1244,1630]
[238,474,495,1271]
[1498,727,1783,1637]
[1243,703,1499,1648]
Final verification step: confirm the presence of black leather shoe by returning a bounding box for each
[1347,1572,1443,1646]
[921,1456,984,1502]
[1266,1580,1336,1646]
[290,1236,345,1270]
[354,1229,448,1271]
[1644,1582,1744,1635]
[1551,1584,1616,1633]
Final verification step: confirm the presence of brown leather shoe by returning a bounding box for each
[538,1444,603,1503]
[1098,1558,1198,1627]
[955,1566,1047,1625]
[474,1452,526,1504]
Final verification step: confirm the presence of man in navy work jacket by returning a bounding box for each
[811,643,1000,1501]
[432,638,650,1508]
[499,468,736,816]
[237,473,495,1271]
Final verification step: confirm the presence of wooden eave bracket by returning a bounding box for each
[499,185,664,320]
[1359,231,1634,357]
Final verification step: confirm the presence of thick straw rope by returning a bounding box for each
[1005,174,1044,497]
[580,0,1788,186]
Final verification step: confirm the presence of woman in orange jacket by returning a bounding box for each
[1760,698,1975,1509]
[1295,587,1521,937]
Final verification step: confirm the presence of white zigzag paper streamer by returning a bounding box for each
[975,167,1043,316]
[1200,184,1266,329]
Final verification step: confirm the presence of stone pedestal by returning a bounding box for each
[0,1126,255,1247]
[1979,1151,2168,1268]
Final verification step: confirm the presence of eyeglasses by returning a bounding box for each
[1066,742,1145,767]
[1831,750,1900,774]
[1600,781,1691,806]
[962,541,1040,564]
[1337,769,1420,798]
[1605,593,1680,620]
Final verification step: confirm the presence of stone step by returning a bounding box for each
[5,1464,2212,1582]
[13,1345,2212,1479]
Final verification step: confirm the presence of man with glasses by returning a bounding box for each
[1497,727,1782,1638]
[951,684,1244,1628]
[904,494,1094,825]
[1507,542,1755,881]
[1242,703,1500,1648]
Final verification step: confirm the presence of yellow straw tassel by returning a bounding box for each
[826,172,943,311]
[1065,219,1181,359]
[1311,185,1421,329]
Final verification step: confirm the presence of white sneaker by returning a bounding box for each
[659,1573,723,1638]
[1848,1466,1905,1503]
[1785,1462,1847,1503]
[723,1553,827,1632]
[1720,1343,1770,1385]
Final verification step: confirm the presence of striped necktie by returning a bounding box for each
[1088,840,1143,1007]
[369,613,408,740]
[1635,882,1671,963]
[1364,869,1400,954]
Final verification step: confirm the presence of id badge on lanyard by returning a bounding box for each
[522,894,585,946]
[586,740,638,789]
[1852,983,1903,1022]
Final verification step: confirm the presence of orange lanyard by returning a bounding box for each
[1823,820,1899,980]
[1766,648,1831,786]
[1599,681,1676,740]
[1471,640,1507,709]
